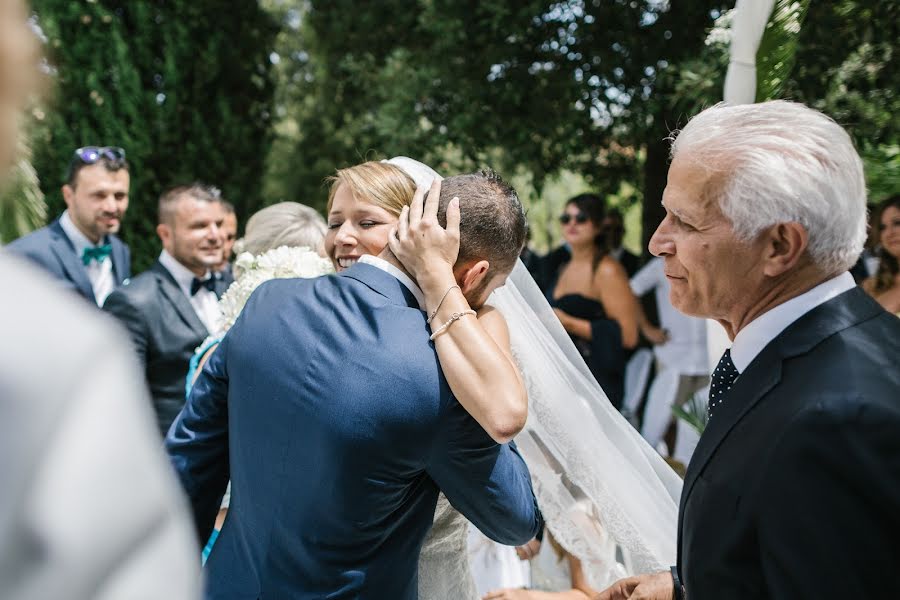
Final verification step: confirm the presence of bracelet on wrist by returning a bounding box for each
[427,284,460,324]
[429,309,476,341]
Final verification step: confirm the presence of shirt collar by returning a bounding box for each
[729,272,856,373]
[158,250,211,298]
[59,210,106,255]
[358,254,425,309]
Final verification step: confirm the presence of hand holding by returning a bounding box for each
[593,572,673,600]
[515,537,541,560]
[387,177,460,289]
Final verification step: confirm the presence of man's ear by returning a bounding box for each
[156,222,171,245]
[62,184,75,209]
[454,259,490,295]
[763,222,809,277]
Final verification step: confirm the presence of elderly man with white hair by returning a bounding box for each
[597,100,900,600]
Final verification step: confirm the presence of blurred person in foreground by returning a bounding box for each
[0,1,199,598]
[862,195,900,315]
[597,101,900,600]
[6,144,131,306]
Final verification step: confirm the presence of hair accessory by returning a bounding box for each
[429,309,476,341]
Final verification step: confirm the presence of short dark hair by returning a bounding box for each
[158,183,222,225]
[65,156,130,187]
[436,169,527,278]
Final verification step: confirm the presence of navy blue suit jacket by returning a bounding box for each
[5,218,130,304]
[167,263,542,600]
[677,287,900,599]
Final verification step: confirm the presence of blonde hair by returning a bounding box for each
[0,0,42,170]
[239,201,327,257]
[326,161,416,217]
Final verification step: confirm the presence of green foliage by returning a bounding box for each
[0,138,46,245]
[672,390,709,436]
[28,0,278,271]
[264,0,730,234]
[756,0,810,102]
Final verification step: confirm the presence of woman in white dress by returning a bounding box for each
[326,157,682,599]
[208,157,680,598]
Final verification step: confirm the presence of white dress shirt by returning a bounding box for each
[59,210,115,306]
[358,254,425,309]
[158,250,221,334]
[630,257,709,375]
[729,272,856,373]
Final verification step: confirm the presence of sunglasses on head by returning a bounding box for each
[559,212,589,225]
[73,146,126,165]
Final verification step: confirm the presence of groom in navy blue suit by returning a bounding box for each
[167,171,542,599]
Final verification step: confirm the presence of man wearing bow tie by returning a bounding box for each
[6,146,131,306]
[104,184,229,436]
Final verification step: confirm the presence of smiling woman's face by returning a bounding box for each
[324,183,399,271]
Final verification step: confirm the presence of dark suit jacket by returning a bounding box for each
[678,287,900,599]
[166,263,542,600]
[6,218,130,304]
[103,261,229,436]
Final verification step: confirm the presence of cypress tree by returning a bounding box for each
[29,0,278,272]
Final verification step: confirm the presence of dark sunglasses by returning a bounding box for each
[559,212,589,225]
[73,146,126,165]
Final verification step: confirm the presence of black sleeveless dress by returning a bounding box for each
[546,276,627,409]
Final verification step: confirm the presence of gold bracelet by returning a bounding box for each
[429,309,476,341]
[426,284,461,324]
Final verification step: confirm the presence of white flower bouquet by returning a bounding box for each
[218,245,334,331]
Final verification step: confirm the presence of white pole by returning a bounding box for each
[707,0,776,368]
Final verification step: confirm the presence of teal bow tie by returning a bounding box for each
[81,244,112,265]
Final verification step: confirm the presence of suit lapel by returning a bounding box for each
[678,287,885,540]
[109,236,130,284]
[152,262,209,338]
[341,263,422,309]
[48,220,95,301]
[680,352,782,512]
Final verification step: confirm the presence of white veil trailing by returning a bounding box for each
[490,261,681,580]
[387,156,681,581]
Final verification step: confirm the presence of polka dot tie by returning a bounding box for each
[708,349,739,419]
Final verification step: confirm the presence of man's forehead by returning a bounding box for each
[76,163,129,187]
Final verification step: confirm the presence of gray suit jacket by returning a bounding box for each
[103,261,229,436]
[5,218,130,304]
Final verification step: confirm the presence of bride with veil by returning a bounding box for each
[384,157,681,596]
[204,155,679,597]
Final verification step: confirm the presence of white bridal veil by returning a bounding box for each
[387,156,681,580]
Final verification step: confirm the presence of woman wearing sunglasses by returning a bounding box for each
[542,193,639,408]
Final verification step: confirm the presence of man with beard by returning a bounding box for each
[104,183,230,436]
[7,146,131,306]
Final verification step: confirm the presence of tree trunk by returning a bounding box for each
[641,129,670,258]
